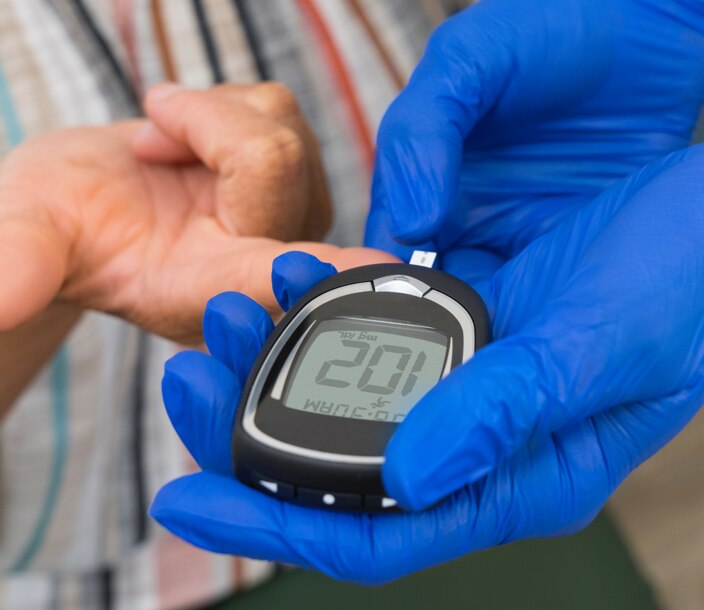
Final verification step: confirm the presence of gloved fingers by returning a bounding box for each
[162,351,240,475]
[383,148,703,511]
[434,191,595,264]
[366,0,620,251]
[439,246,504,294]
[382,336,599,510]
[363,173,435,259]
[365,193,504,292]
[203,292,274,384]
[383,256,669,511]
[150,388,704,585]
[583,391,704,497]
[381,235,621,510]
[477,387,704,548]
[226,243,397,319]
[425,245,504,322]
[151,473,317,569]
[271,251,337,312]
[368,14,514,245]
[480,144,704,342]
[149,470,480,585]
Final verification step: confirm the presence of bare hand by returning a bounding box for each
[0,83,394,342]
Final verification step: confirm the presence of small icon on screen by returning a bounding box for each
[370,397,390,409]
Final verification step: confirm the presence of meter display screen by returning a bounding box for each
[281,317,448,423]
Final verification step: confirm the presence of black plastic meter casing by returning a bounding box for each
[232,263,491,511]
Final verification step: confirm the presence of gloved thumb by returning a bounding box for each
[383,315,619,510]
[271,251,337,312]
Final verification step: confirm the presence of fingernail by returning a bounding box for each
[133,122,159,146]
[149,82,182,102]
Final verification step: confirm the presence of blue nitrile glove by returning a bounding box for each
[365,0,704,279]
[151,146,704,585]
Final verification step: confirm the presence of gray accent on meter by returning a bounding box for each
[270,324,315,400]
[373,274,431,297]
[424,290,475,363]
[242,281,386,465]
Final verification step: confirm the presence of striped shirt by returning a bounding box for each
[0,1,469,609]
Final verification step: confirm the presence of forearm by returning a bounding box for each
[0,302,81,419]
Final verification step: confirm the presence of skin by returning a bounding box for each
[0,82,396,418]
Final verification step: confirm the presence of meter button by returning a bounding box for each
[364,495,398,510]
[297,487,362,509]
[253,477,294,499]
[373,275,430,297]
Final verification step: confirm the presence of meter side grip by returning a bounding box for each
[288,263,492,350]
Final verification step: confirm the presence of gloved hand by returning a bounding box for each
[366,0,704,282]
[151,146,704,585]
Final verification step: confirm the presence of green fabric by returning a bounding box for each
[209,513,659,610]
[694,107,704,143]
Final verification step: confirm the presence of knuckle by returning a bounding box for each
[242,127,307,178]
[426,20,459,57]
[425,20,482,83]
[248,82,300,118]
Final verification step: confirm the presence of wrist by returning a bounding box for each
[0,301,81,418]
[0,139,78,329]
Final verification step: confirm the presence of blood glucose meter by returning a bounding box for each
[232,252,490,511]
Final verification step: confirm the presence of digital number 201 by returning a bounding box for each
[315,339,427,396]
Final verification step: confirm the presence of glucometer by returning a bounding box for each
[232,251,491,511]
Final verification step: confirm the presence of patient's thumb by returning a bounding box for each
[0,219,66,330]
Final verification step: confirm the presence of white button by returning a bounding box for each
[373,275,430,297]
[322,493,336,505]
[259,480,278,494]
[381,497,397,508]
